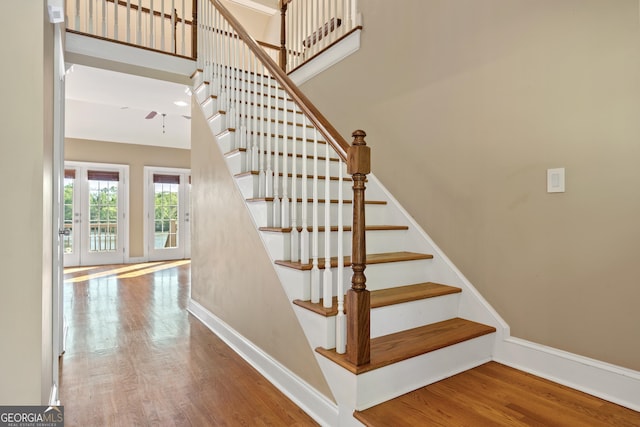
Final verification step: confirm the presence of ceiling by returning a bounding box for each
[65,64,192,150]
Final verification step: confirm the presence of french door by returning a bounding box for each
[145,167,191,261]
[64,162,128,266]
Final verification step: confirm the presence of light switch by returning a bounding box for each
[547,168,565,193]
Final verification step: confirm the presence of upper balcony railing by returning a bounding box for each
[65,0,360,72]
[279,0,361,73]
[66,0,198,58]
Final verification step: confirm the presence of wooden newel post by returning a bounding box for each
[279,1,288,71]
[191,0,198,60]
[346,129,371,366]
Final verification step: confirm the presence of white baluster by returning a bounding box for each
[290,108,299,262]
[101,0,106,37]
[352,0,359,27]
[181,0,186,55]
[171,0,175,53]
[88,0,94,34]
[126,0,131,43]
[251,54,259,172]
[160,0,165,50]
[336,162,346,353]
[300,116,309,264]
[149,0,154,48]
[239,42,247,150]
[136,0,141,45]
[258,65,266,198]
[265,71,274,199]
[114,0,119,40]
[281,88,290,229]
[332,0,344,42]
[229,29,237,132]
[310,128,320,304]
[323,135,333,308]
[74,0,80,30]
[272,78,281,228]
[211,7,218,94]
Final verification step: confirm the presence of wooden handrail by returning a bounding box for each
[212,0,350,162]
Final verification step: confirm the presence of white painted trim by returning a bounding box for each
[289,29,361,86]
[127,257,149,264]
[188,299,339,427]
[64,161,130,266]
[49,383,60,406]
[495,337,640,412]
[65,32,195,84]
[143,166,191,261]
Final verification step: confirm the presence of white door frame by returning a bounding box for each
[144,166,191,261]
[51,21,66,406]
[64,161,130,266]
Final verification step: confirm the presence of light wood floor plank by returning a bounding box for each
[60,261,317,426]
[355,362,640,427]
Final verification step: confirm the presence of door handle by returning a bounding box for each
[59,228,71,236]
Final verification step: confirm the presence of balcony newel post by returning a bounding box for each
[279,0,287,71]
[346,129,371,366]
[191,0,198,59]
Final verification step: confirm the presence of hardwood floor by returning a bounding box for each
[354,361,640,427]
[60,261,317,426]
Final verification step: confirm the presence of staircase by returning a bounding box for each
[191,1,506,424]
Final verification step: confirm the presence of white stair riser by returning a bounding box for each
[225,150,343,176]
[293,293,461,351]
[293,305,337,350]
[371,294,460,338]
[317,333,495,411]
[200,95,218,119]
[260,228,411,261]
[273,258,433,304]
[218,129,340,162]
[236,173,354,200]
[246,200,391,228]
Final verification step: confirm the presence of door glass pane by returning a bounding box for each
[88,179,119,253]
[154,181,179,249]
[64,176,74,254]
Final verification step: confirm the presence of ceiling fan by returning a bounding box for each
[145,111,191,134]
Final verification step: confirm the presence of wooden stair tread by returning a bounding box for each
[260,225,408,233]
[316,318,496,374]
[275,251,433,271]
[247,197,386,205]
[293,282,461,316]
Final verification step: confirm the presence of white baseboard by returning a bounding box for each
[127,257,149,264]
[495,337,640,412]
[188,299,339,426]
[49,383,60,406]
